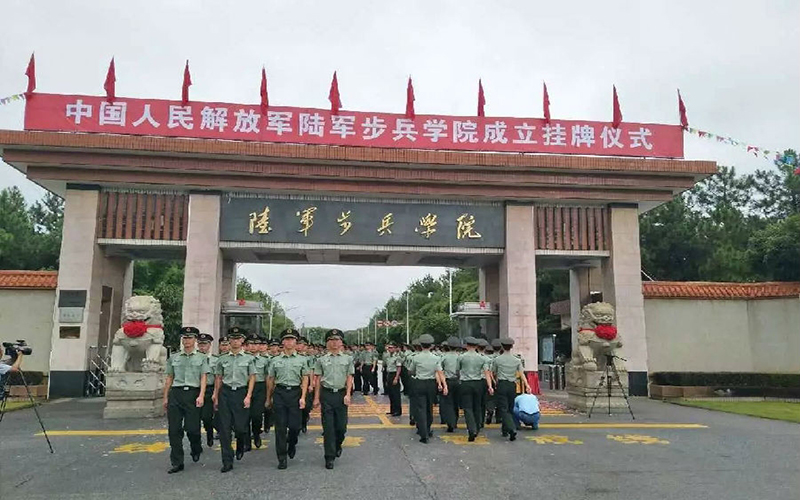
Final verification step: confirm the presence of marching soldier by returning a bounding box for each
[408,334,447,443]
[263,339,281,433]
[489,338,531,442]
[361,342,378,395]
[297,337,315,433]
[353,344,362,393]
[267,328,310,470]
[163,326,210,474]
[313,329,354,469]
[196,333,217,447]
[219,336,231,355]
[439,337,461,432]
[485,341,500,425]
[212,327,256,473]
[384,341,403,417]
[248,338,270,450]
[457,337,492,442]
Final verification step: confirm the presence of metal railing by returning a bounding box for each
[538,364,566,391]
[85,346,109,397]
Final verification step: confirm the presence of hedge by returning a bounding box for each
[650,372,800,388]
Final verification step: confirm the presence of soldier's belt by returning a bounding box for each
[322,386,346,393]
[172,386,200,391]
[223,384,246,391]
[276,384,299,390]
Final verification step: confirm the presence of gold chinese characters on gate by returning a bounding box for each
[246,205,483,241]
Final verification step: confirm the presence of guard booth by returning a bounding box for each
[450,301,499,342]
[220,300,266,338]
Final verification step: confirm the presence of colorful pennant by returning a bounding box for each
[0,93,26,105]
[685,126,785,161]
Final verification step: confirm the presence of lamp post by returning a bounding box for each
[268,291,290,339]
[279,305,299,332]
[448,268,453,316]
[390,292,411,344]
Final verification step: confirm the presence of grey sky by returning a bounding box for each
[1,1,798,329]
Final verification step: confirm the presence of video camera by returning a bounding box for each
[3,340,32,360]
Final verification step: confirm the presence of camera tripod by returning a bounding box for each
[587,353,635,419]
[0,368,54,453]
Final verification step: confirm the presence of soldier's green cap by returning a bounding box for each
[197,333,213,343]
[491,338,502,349]
[478,338,490,347]
[298,336,308,344]
[269,339,281,346]
[325,329,343,341]
[464,336,479,346]
[411,338,421,346]
[499,337,515,347]
[280,328,299,340]
[219,335,230,343]
[228,326,245,337]
[485,345,494,353]
[180,326,199,337]
[244,334,257,344]
[418,334,435,346]
[447,336,462,348]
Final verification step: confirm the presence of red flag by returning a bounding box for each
[405,77,415,118]
[329,71,342,115]
[104,58,116,103]
[260,67,269,115]
[543,81,551,124]
[678,89,688,130]
[477,79,486,117]
[24,53,36,97]
[181,60,192,105]
[612,85,623,129]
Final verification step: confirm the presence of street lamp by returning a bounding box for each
[390,292,411,344]
[279,305,299,332]
[268,291,290,339]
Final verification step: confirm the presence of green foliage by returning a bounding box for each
[640,153,799,282]
[236,277,294,337]
[747,214,800,281]
[0,187,62,270]
[132,261,185,348]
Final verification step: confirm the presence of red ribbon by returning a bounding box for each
[122,321,162,338]
[594,324,618,341]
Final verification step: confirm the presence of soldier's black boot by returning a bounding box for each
[486,411,493,425]
[278,458,288,469]
[253,433,262,449]
[220,463,233,473]
[288,442,297,459]
[167,464,184,474]
[468,432,476,442]
[325,459,334,469]
[206,430,214,447]
[235,439,244,460]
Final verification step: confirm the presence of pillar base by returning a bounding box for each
[103,372,165,419]
[565,364,630,412]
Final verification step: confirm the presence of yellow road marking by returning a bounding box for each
[38,423,706,437]
[314,436,364,447]
[440,434,490,445]
[111,441,169,453]
[607,434,670,444]
[527,434,583,445]
[364,395,394,426]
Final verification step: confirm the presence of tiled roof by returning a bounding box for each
[549,282,800,315]
[0,270,58,290]
[643,281,800,300]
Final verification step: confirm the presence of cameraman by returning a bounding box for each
[0,349,24,377]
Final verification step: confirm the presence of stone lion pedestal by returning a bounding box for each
[103,295,168,419]
[566,302,631,413]
[103,372,166,419]
[566,362,629,412]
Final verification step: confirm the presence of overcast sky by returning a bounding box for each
[1,1,798,329]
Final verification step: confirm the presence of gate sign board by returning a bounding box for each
[220,197,505,248]
[25,93,684,158]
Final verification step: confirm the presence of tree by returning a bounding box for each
[747,215,800,281]
[132,260,185,348]
[0,187,63,271]
[236,277,294,338]
[751,149,800,220]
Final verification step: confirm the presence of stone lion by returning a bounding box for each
[109,296,168,373]
[571,302,622,371]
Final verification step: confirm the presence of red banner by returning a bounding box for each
[24,93,684,158]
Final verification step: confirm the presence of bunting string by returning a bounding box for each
[0,93,26,105]
[685,126,787,162]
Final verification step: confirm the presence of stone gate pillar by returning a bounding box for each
[49,186,129,398]
[182,193,223,338]
[499,204,538,367]
[602,204,649,395]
